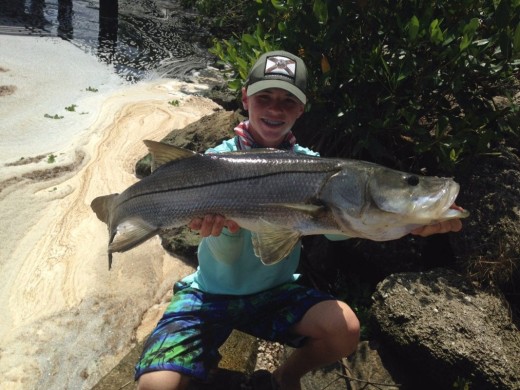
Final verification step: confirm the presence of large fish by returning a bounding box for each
[91,140,469,268]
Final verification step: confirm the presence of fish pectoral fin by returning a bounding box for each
[251,222,301,265]
[262,203,326,216]
[143,140,198,171]
[109,218,159,253]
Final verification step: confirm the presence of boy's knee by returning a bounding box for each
[137,370,190,390]
[321,301,360,355]
[338,302,361,352]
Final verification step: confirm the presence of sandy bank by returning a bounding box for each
[0,35,220,389]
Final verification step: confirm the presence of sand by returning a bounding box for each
[0,35,220,389]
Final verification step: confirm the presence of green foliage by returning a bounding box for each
[85,86,98,92]
[47,154,56,164]
[179,0,255,38]
[210,26,278,90]
[168,99,180,107]
[453,376,472,390]
[44,113,64,119]
[208,0,520,172]
[65,104,77,112]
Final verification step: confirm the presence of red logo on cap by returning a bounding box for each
[265,56,296,78]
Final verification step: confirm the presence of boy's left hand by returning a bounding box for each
[411,204,463,237]
[188,214,240,237]
[411,219,462,237]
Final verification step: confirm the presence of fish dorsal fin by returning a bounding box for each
[143,140,197,171]
[109,217,159,255]
[251,219,302,265]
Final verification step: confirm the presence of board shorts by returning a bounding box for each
[134,281,335,382]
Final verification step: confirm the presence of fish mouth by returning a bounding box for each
[371,177,462,219]
[409,181,460,218]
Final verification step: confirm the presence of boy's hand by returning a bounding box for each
[188,214,240,237]
[411,204,464,237]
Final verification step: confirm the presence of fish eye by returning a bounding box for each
[406,175,420,186]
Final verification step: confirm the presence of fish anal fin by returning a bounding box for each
[143,140,197,171]
[251,220,301,265]
[109,218,159,254]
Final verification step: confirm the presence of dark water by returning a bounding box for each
[0,0,214,81]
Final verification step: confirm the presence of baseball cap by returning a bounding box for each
[245,50,308,104]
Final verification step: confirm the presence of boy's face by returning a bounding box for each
[242,87,305,148]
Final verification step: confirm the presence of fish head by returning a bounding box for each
[324,162,469,241]
[367,168,461,222]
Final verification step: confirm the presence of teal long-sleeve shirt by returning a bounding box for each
[182,138,348,295]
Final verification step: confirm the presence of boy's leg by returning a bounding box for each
[137,370,190,390]
[233,283,360,390]
[273,299,360,390]
[135,286,232,390]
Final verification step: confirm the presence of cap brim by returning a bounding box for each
[247,80,306,104]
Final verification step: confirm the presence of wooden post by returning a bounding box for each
[99,0,118,19]
[98,0,119,61]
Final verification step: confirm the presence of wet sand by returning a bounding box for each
[0,35,219,389]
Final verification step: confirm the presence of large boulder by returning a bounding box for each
[371,268,520,390]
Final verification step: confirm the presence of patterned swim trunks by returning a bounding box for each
[134,281,335,381]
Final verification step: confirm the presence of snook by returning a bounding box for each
[91,140,469,268]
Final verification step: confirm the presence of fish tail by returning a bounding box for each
[91,194,118,224]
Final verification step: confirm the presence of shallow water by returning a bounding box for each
[1,0,212,81]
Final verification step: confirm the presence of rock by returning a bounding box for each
[135,109,244,177]
[371,268,520,390]
[281,341,399,390]
[451,146,520,293]
[342,341,400,390]
[284,348,348,390]
[218,330,258,374]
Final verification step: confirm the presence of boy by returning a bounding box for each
[135,51,462,390]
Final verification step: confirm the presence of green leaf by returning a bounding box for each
[271,0,285,11]
[429,19,444,44]
[499,30,512,58]
[494,0,510,29]
[460,18,480,51]
[513,22,520,54]
[408,15,420,41]
[460,35,471,51]
[313,0,328,24]
[228,79,242,91]
[242,34,258,46]
[463,18,480,36]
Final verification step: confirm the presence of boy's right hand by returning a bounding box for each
[188,214,240,237]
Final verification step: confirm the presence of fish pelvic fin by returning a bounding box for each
[109,217,160,255]
[251,220,301,265]
[143,140,197,172]
[91,194,119,224]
